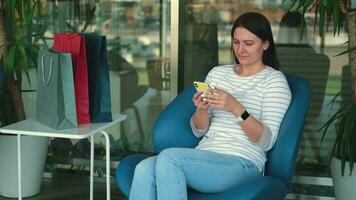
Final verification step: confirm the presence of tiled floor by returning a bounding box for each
[0,174,127,200]
[0,174,335,200]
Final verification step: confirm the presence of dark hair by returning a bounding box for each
[230,12,279,70]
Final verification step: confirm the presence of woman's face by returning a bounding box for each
[233,27,269,67]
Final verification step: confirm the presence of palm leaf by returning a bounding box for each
[318,1,326,36]
[335,118,344,159]
[17,40,30,85]
[347,106,356,175]
[296,0,308,10]
[325,91,341,116]
[351,120,356,175]
[334,46,356,56]
[343,111,353,175]
[287,0,346,40]
[320,107,344,143]
[287,0,298,11]
[24,1,38,34]
[330,103,356,176]
[340,116,348,176]
[328,115,346,165]
[14,64,22,88]
[319,103,348,134]
[320,110,343,146]
[4,0,16,40]
[15,0,23,23]
[4,45,15,73]
[332,0,341,36]
[285,0,356,177]
[25,45,39,70]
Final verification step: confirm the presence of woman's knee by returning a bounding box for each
[156,148,193,168]
[134,156,157,178]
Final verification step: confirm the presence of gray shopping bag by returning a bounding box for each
[36,50,77,129]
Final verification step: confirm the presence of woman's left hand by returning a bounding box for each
[206,87,243,113]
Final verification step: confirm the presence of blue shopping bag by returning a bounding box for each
[84,34,112,123]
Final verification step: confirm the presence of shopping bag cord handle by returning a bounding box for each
[41,55,53,86]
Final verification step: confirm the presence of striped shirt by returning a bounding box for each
[191,65,291,171]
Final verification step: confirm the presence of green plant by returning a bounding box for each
[285,0,356,175]
[0,0,41,126]
[319,92,356,176]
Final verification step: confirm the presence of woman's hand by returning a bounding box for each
[206,88,244,114]
[192,92,210,111]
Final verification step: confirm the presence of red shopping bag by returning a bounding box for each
[53,33,91,124]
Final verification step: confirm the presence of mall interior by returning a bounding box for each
[0,0,354,199]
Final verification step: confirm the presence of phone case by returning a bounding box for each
[193,81,210,92]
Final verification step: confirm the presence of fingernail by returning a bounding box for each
[203,98,207,101]
[201,93,206,97]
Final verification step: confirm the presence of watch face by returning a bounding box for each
[241,111,249,120]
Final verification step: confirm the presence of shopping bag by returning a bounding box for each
[84,34,113,122]
[53,33,91,124]
[36,50,77,129]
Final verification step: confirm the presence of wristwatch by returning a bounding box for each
[237,110,250,122]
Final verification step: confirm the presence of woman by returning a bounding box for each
[129,12,291,200]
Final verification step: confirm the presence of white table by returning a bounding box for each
[0,114,126,200]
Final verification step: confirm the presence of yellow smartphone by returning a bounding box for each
[193,81,210,92]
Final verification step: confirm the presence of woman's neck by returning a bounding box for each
[234,63,266,77]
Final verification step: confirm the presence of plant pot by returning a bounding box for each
[331,157,356,200]
[0,135,48,198]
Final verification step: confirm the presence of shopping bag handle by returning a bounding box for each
[41,55,53,86]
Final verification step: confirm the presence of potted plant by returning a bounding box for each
[0,0,48,198]
[286,0,356,199]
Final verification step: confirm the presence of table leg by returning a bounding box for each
[90,135,94,200]
[100,131,111,200]
[17,134,22,200]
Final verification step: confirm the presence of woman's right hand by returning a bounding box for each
[192,92,210,111]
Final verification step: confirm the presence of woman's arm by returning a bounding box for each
[192,107,210,130]
[205,88,264,141]
[190,92,210,137]
[232,109,264,143]
[206,75,291,150]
